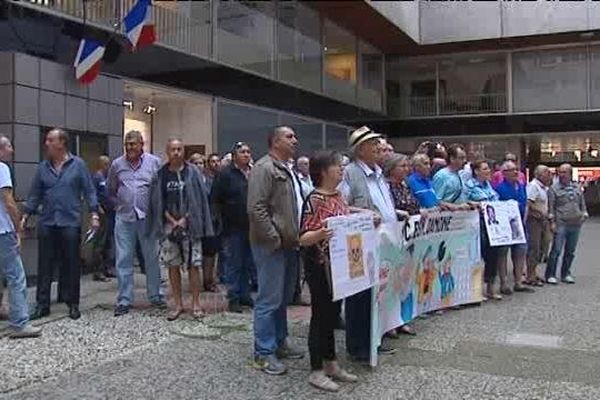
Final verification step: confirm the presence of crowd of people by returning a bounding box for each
[0,124,589,392]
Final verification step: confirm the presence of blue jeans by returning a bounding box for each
[115,216,163,307]
[545,224,581,280]
[225,231,252,303]
[0,232,29,328]
[252,245,298,357]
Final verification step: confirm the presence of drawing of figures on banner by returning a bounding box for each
[483,200,526,247]
[328,213,377,301]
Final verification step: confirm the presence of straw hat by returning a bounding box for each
[348,126,382,150]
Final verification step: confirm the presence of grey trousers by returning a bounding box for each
[526,217,548,279]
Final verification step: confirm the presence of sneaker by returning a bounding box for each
[276,341,305,360]
[253,354,287,375]
[309,370,339,392]
[151,300,167,309]
[562,275,575,284]
[114,305,130,317]
[9,324,42,339]
[546,277,558,285]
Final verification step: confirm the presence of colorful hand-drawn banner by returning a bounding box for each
[482,200,526,247]
[369,211,483,366]
[327,213,378,301]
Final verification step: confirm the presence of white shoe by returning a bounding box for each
[309,371,339,392]
[547,277,558,285]
[9,324,42,339]
[325,361,358,383]
[562,275,575,284]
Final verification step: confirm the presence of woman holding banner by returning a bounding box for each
[383,153,419,336]
[299,151,359,392]
[465,160,502,300]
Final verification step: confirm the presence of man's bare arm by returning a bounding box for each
[1,187,21,233]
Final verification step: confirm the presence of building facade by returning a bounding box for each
[2,0,600,274]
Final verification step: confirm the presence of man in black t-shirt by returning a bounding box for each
[147,138,214,321]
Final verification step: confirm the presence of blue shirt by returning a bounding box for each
[93,170,112,211]
[465,178,499,202]
[25,155,98,228]
[495,180,527,218]
[432,167,466,204]
[407,172,439,209]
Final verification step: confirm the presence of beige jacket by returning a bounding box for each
[247,154,299,252]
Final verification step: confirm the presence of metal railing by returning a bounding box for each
[19,0,210,58]
[390,93,507,117]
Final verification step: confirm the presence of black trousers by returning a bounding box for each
[345,288,371,360]
[306,259,337,370]
[481,219,500,284]
[37,225,81,308]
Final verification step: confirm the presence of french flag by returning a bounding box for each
[123,0,156,50]
[74,38,106,85]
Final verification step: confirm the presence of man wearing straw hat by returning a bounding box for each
[339,126,397,362]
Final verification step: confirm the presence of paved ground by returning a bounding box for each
[2,220,600,399]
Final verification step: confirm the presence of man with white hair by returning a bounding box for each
[525,164,552,286]
[545,163,588,284]
[339,126,396,362]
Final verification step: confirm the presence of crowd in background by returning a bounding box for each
[0,124,589,392]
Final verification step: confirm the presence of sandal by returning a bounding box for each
[204,283,218,293]
[167,309,183,321]
[398,325,416,336]
[191,308,205,320]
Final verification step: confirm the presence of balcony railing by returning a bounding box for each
[390,93,507,117]
[18,0,210,58]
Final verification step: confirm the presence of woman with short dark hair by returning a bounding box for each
[300,151,358,392]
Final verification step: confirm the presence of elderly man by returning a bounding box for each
[525,165,552,286]
[296,155,313,196]
[545,164,588,284]
[495,161,534,294]
[248,126,304,375]
[339,126,396,362]
[0,135,42,338]
[146,138,213,320]
[108,130,165,316]
[492,152,526,188]
[24,128,99,320]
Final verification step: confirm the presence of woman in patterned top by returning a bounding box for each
[383,153,419,336]
[300,151,359,392]
[465,159,502,300]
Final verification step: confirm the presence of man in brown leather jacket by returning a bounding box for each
[247,126,305,375]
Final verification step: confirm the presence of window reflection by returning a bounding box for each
[324,20,357,104]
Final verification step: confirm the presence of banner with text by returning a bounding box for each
[482,200,526,247]
[328,213,378,301]
[369,211,483,366]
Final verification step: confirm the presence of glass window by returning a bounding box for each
[589,47,600,109]
[280,114,323,157]
[438,53,506,115]
[358,40,383,112]
[276,2,322,93]
[217,1,275,77]
[323,20,357,104]
[513,48,587,112]
[386,57,437,117]
[216,101,279,158]
[325,124,351,152]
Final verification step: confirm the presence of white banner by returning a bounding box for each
[482,200,526,247]
[327,213,378,301]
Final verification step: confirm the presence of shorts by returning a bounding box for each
[159,238,202,269]
[201,236,219,257]
[497,243,528,258]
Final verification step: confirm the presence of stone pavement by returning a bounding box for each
[3,220,600,399]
